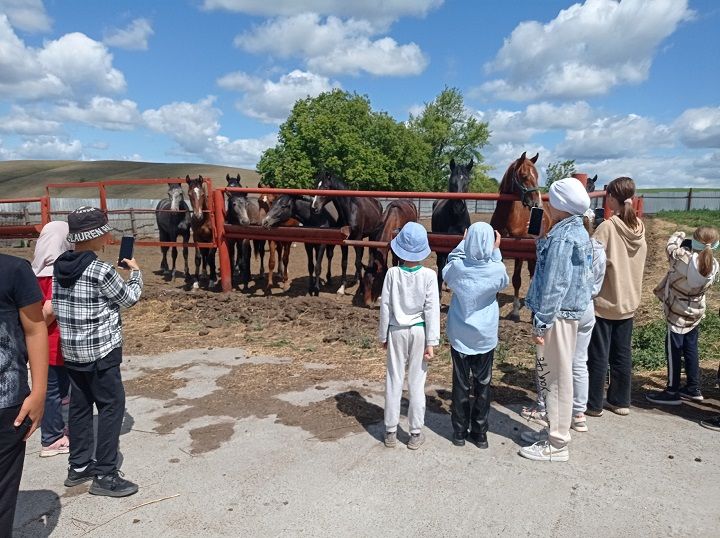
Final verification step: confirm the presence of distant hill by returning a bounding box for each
[0,160,260,199]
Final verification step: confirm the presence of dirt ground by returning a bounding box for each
[3,216,719,441]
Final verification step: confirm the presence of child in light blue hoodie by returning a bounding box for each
[442,222,509,449]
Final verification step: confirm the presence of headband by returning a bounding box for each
[624,198,632,204]
[691,238,720,251]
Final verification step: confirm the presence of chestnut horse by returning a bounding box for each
[355,200,418,307]
[489,152,543,320]
[311,172,383,295]
[186,175,217,289]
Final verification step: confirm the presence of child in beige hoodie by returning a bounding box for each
[586,177,647,417]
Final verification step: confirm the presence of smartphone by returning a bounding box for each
[594,208,605,221]
[527,206,544,236]
[118,236,135,268]
[681,238,692,250]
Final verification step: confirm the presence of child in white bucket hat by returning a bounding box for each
[378,222,440,450]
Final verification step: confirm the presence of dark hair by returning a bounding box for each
[694,226,719,278]
[607,177,639,230]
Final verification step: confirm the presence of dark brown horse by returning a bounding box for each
[311,172,383,295]
[186,175,217,289]
[258,184,297,292]
[490,152,542,320]
[355,200,418,307]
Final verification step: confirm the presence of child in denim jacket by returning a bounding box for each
[520,178,593,462]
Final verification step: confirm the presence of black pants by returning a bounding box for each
[67,360,126,476]
[587,316,634,410]
[450,347,494,436]
[0,404,31,536]
[666,326,700,392]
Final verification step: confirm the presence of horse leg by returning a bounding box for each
[160,245,169,274]
[314,244,326,296]
[436,253,446,293]
[201,248,209,287]
[510,259,523,321]
[266,241,276,293]
[192,247,201,289]
[241,240,251,291]
[325,245,335,284]
[281,242,291,289]
[338,245,349,295]
[254,240,266,278]
[353,246,364,285]
[305,244,316,295]
[209,248,217,285]
[170,246,178,280]
[182,236,190,280]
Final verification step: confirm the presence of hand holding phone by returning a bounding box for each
[118,236,135,269]
[681,238,692,250]
[527,207,544,236]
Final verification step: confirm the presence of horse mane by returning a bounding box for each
[499,159,519,194]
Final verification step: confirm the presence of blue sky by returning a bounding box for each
[0,0,718,187]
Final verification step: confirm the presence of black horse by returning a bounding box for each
[155,183,191,280]
[431,158,472,291]
[311,171,383,295]
[262,194,346,296]
[225,173,248,276]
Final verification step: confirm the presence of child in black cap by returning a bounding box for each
[53,206,143,497]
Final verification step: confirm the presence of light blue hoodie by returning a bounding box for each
[442,222,510,355]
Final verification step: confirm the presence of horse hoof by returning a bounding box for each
[336,285,346,296]
[192,281,199,290]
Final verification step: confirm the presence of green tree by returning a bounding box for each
[545,159,576,188]
[407,87,491,190]
[256,89,431,191]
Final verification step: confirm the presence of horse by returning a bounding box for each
[224,174,246,275]
[262,194,344,296]
[355,200,418,307]
[257,184,297,292]
[430,158,473,291]
[224,179,266,291]
[155,182,191,280]
[489,151,543,320]
[311,171,383,295]
[186,175,217,289]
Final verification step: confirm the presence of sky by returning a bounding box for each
[0,0,718,188]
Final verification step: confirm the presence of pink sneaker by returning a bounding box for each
[40,435,70,458]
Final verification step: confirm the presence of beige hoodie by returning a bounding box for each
[593,215,647,320]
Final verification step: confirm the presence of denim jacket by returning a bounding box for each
[525,215,593,337]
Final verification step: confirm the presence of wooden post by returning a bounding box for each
[686,188,693,211]
[129,208,137,237]
[23,205,30,226]
[213,189,232,292]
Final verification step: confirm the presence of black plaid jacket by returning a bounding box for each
[52,260,142,364]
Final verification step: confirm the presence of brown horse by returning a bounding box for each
[258,184,297,292]
[355,200,419,307]
[490,152,543,320]
[186,175,217,289]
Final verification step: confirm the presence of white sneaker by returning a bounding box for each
[520,429,547,444]
[571,414,589,432]
[519,441,569,462]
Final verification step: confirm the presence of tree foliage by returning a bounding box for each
[545,159,576,188]
[407,87,491,191]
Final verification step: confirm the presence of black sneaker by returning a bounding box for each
[469,431,489,449]
[89,471,139,498]
[64,463,96,487]
[452,431,467,447]
[645,390,681,406]
[700,416,720,431]
[679,387,704,402]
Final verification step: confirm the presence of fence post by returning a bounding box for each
[23,205,30,226]
[213,188,232,292]
[129,208,137,237]
[686,188,693,211]
[41,197,50,225]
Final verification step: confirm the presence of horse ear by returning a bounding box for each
[450,158,456,170]
[530,153,539,163]
[185,175,191,183]
[226,174,230,181]
[591,174,598,182]
[198,175,204,183]
[519,152,527,161]
[467,158,474,170]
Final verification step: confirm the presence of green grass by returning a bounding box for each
[654,209,720,229]
[633,312,720,371]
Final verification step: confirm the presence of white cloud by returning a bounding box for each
[558,114,673,160]
[54,97,142,130]
[142,96,221,154]
[103,18,154,51]
[674,107,720,148]
[0,106,60,134]
[203,0,442,22]
[235,14,428,76]
[0,0,51,32]
[13,136,84,159]
[218,69,340,123]
[0,17,126,101]
[478,0,693,100]
[212,132,277,168]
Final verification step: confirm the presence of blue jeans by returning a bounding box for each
[41,365,69,447]
[666,325,699,392]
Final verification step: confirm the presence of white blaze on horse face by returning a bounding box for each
[170,189,182,211]
[312,181,322,210]
[192,187,203,219]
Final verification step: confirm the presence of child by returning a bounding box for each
[586,177,647,417]
[32,221,73,457]
[646,226,719,405]
[442,222,509,449]
[0,253,48,536]
[53,207,143,497]
[378,222,440,450]
[520,178,593,462]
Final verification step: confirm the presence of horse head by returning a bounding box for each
[226,173,241,188]
[262,194,294,228]
[167,183,183,211]
[586,174,597,193]
[186,175,207,220]
[503,152,541,208]
[356,253,385,307]
[449,158,473,193]
[311,169,339,214]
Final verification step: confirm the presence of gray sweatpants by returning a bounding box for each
[384,325,428,434]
